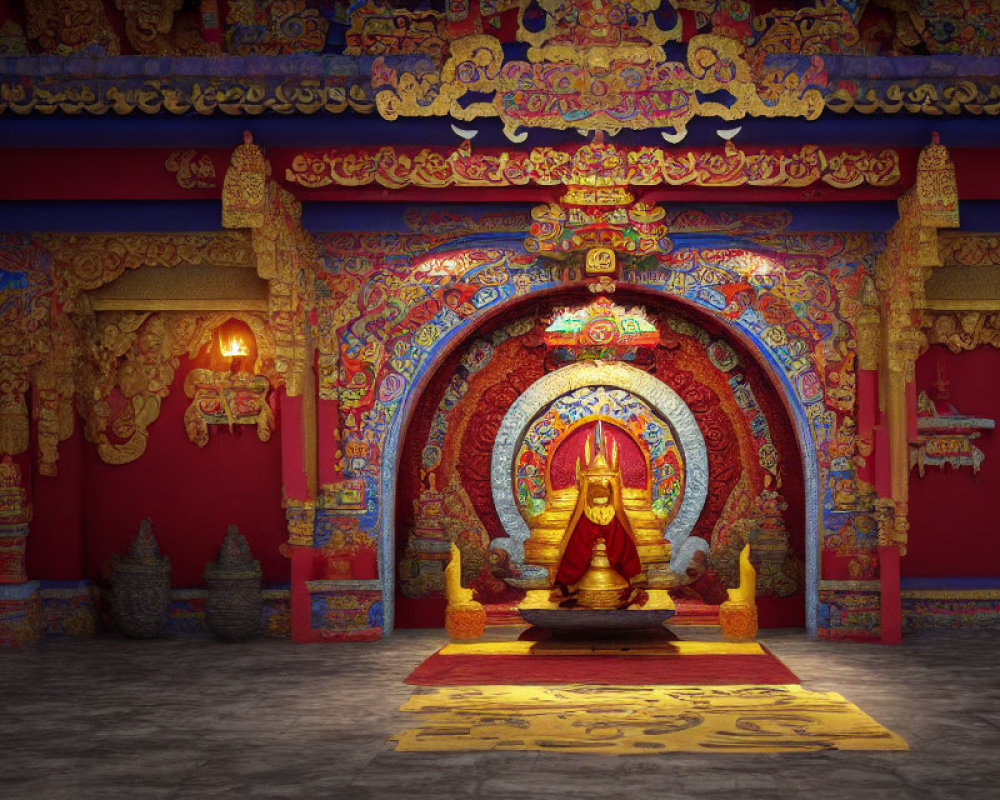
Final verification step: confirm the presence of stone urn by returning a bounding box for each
[111,518,171,638]
[204,525,262,642]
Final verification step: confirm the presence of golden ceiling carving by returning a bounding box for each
[46,232,254,311]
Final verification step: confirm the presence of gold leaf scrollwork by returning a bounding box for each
[78,312,276,465]
[921,311,1000,353]
[165,149,218,189]
[223,133,316,397]
[283,498,316,547]
[873,496,908,555]
[47,232,253,311]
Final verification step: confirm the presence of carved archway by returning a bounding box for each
[379,281,818,633]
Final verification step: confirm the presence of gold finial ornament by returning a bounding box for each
[574,538,631,609]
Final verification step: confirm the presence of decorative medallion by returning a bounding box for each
[543,297,659,362]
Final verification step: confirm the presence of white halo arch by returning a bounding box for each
[489,361,709,572]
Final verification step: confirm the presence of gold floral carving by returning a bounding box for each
[344,3,447,63]
[517,0,681,65]
[750,0,860,56]
[0,246,52,459]
[285,141,900,191]
[854,276,880,372]
[165,150,218,189]
[225,0,328,56]
[0,19,29,55]
[183,370,274,447]
[826,81,1000,117]
[25,0,120,55]
[283,498,316,547]
[0,372,29,456]
[374,33,826,137]
[873,497,909,556]
[1,76,375,116]
[30,314,79,476]
[222,133,269,229]
[46,232,253,310]
[223,133,316,397]
[873,137,958,556]
[114,0,212,56]
[914,138,960,229]
[0,456,30,523]
[876,138,959,381]
[921,312,1000,353]
[939,234,1000,267]
[77,311,276,464]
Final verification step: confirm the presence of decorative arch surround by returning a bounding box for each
[489,362,709,578]
[316,230,879,636]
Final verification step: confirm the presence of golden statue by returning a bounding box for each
[444,543,477,610]
[727,543,756,605]
[444,543,486,640]
[523,421,671,609]
[719,543,758,641]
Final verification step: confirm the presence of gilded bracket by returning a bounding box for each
[222,132,317,397]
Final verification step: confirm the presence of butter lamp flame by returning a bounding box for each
[220,333,248,358]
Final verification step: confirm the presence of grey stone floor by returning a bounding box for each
[2,627,999,800]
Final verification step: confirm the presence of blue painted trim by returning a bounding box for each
[37,579,92,590]
[0,200,905,236]
[302,202,904,234]
[0,580,40,600]
[8,113,1000,149]
[0,202,222,232]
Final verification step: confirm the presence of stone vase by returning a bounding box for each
[204,525,262,642]
[110,518,171,639]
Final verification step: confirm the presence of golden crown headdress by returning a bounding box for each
[575,420,621,483]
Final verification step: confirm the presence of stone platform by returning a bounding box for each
[517,606,675,630]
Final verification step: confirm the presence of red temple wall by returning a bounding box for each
[905,345,1000,578]
[26,356,288,588]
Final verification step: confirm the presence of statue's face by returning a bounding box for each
[587,478,612,507]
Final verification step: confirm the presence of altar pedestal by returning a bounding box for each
[0,581,41,647]
[518,606,675,630]
[518,588,676,631]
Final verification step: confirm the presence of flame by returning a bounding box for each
[220,333,248,358]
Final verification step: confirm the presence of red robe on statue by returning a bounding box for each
[555,514,643,587]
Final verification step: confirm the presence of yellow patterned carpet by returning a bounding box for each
[394,684,908,754]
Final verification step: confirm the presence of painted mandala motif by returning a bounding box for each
[514,386,685,520]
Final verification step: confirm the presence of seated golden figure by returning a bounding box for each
[523,421,671,604]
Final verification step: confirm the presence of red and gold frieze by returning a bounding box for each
[286,141,900,191]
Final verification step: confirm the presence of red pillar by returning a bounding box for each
[879,544,901,644]
[279,390,315,643]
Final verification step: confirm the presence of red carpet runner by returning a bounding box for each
[405,641,799,686]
